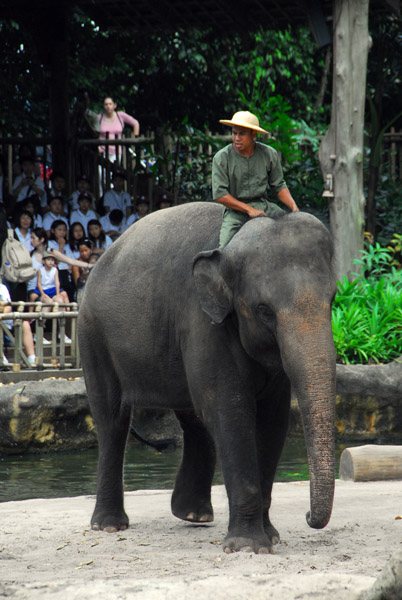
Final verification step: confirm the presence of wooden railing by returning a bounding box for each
[0,301,80,371]
[383,127,402,182]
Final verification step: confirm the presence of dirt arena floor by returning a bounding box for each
[1,480,402,599]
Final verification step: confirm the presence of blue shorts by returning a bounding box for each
[32,287,58,298]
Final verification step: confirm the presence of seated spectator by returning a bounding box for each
[126,195,148,226]
[72,238,94,304]
[12,157,46,208]
[47,220,75,301]
[68,222,86,259]
[0,282,36,367]
[87,219,113,253]
[100,208,126,239]
[69,174,93,211]
[47,171,68,214]
[69,192,97,234]
[21,197,43,228]
[13,210,34,252]
[156,191,173,210]
[27,226,48,311]
[102,168,132,218]
[42,197,69,235]
[31,252,69,305]
[12,144,41,178]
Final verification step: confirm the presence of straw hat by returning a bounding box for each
[219,111,268,134]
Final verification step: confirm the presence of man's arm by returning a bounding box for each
[216,194,266,218]
[277,188,299,212]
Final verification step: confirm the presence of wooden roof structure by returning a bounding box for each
[1,0,399,33]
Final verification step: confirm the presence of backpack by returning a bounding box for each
[1,229,37,283]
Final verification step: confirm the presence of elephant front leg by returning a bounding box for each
[257,375,291,547]
[211,405,273,554]
[171,410,216,523]
[91,401,132,532]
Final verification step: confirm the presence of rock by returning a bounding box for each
[0,378,96,454]
[1,356,402,453]
[364,548,402,600]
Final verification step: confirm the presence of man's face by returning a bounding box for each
[232,126,256,154]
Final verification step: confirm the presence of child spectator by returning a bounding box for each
[156,191,173,210]
[12,157,46,207]
[68,222,86,259]
[69,192,97,234]
[32,252,69,305]
[87,219,113,253]
[47,171,68,214]
[21,197,43,228]
[48,220,75,301]
[69,174,93,211]
[27,227,49,318]
[14,210,34,252]
[0,282,36,367]
[42,197,69,235]
[102,168,132,218]
[72,238,93,304]
[100,208,126,239]
[126,195,148,227]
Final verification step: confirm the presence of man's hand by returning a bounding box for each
[247,206,266,218]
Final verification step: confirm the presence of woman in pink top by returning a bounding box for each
[98,96,140,160]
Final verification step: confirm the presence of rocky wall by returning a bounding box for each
[1,358,402,454]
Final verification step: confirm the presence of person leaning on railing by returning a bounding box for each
[0,283,36,367]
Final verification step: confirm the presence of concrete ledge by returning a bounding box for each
[1,358,402,454]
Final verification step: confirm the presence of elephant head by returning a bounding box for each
[192,213,337,530]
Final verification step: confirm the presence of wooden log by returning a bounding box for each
[340,445,402,482]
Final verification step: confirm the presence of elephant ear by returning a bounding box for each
[192,249,233,323]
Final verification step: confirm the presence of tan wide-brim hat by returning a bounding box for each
[219,111,268,134]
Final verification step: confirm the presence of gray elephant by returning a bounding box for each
[78,202,336,554]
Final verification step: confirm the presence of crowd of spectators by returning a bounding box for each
[0,143,174,367]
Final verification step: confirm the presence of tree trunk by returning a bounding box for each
[319,0,371,280]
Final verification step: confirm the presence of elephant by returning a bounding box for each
[78,201,337,554]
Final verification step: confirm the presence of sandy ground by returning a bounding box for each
[1,480,402,599]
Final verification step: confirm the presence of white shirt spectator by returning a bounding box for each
[100,213,127,235]
[42,212,69,232]
[13,174,46,206]
[103,189,131,214]
[47,240,74,271]
[14,227,33,252]
[126,213,140,228]
[69,209,97,235]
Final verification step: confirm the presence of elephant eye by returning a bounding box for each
[257,304,276,326]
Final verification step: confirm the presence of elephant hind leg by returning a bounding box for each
[83,351,131,532]
[171,410,216,523]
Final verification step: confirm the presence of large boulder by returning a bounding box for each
[0,378,96,454]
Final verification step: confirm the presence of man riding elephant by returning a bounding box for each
[213,110,299,248]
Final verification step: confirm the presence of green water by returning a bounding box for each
[0,438,349,503]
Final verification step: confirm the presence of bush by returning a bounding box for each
[332,243,402,364]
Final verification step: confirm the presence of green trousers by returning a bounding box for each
[219,199,285,249]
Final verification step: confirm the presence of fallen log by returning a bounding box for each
[339,445,402,482]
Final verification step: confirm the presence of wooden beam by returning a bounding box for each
[340,445,402,481]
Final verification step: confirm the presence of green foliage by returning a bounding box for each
[332,243,402,365]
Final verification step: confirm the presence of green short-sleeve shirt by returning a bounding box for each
[212,142,287,202]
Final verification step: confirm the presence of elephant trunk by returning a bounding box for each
[277,309,336,530]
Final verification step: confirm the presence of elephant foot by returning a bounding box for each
[91,507,129,533]
[265,522,280,545]
[171,495,214,523]
[223,532,273,555]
